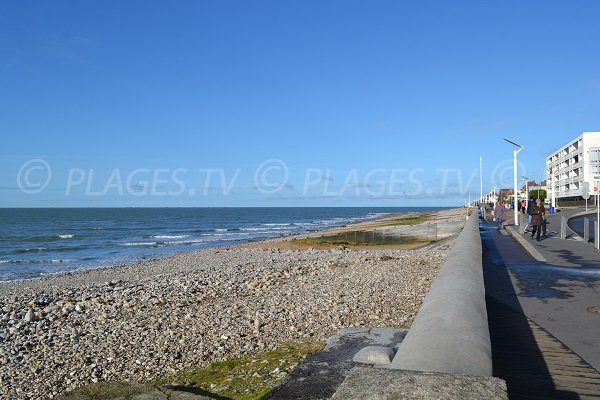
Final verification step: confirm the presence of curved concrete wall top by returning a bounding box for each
[389,213,492,376]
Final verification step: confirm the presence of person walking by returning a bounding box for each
[494,202,505,230]
[523,196,534,234]
[530,198,545,241]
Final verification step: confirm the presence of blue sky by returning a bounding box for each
[1,0,599,207]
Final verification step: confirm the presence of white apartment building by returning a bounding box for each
[546,132,600,201]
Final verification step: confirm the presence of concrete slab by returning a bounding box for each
[263,327,407,400]
[330,368,507,400]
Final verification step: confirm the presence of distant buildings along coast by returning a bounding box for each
[547,131,600,202]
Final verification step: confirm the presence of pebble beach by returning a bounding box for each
[0,209,464,399]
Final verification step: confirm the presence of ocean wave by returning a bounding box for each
[240,227,296,232]
[50,246,86,253]
[0,259,30,265]
[149,235,189,239]
[177,229,218,234]
[120,242,160,247]
[15,234,78,243]
[260,223,292,226]
[16,246,84,254]
[163,239,208,245]
[15,247,48,253]
[0,258,75,265]
[367,212,390,218]
[21,235,64,242]
[120,238,209,247]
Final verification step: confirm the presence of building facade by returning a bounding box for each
[546,132,600,201]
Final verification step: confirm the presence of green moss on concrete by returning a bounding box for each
[58,340,323,400]
[157,340,324,400]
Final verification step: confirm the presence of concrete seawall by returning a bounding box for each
[388,213,492,376]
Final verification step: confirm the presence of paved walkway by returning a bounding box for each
[481,214,600,398]
[508,208,598,266]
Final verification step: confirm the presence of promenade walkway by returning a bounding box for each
[482,210,600,399]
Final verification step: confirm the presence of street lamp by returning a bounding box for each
[504,138,524,226]
[522,176,530,207]
[532,171,539,199]
[480,156,483,205]
[550,165,556,210]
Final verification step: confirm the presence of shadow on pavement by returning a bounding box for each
[481,222,581,400]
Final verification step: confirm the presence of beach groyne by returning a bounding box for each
[388,211,491,375]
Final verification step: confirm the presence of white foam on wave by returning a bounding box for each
[58,234,75,239]
[0,259,47,264]
[163,239,209,245]
[121,238,211,247]
[260,223,292,226]
[120,242,158,247]
[240,227,294,231]
[16,247,48,253]
[150,235,189,239]
[50,259,75,263]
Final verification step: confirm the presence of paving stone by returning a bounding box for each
[330,367,508,400]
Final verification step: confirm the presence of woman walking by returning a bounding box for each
[494,202,505,230]
[530,199,545,241]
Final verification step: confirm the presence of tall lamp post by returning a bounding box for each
[480,156,483,204]
[550,166,556,210]
[522,176,530,208]
[504,138,524,226]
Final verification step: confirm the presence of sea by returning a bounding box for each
[0,207,447,282]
